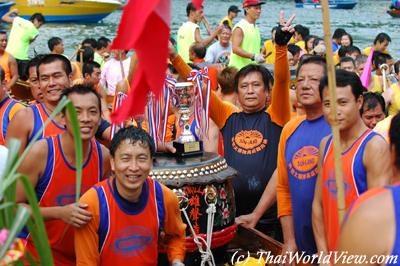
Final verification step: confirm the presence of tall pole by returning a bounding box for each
[320,0,346,224]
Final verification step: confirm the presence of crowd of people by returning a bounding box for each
[1,0,400,265]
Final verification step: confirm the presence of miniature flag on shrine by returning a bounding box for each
[111,0,171,122]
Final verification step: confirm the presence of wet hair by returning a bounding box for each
[294,24,310,40]
[332,28,347,40]
[319,69,365,100]
[110,126,156,158]
[360,92,385,115]
[76,47,95,63]
[234,64,274,92]
[37,54,72,77]
[341,33,353,46]
[372,51,393,70]
[296,55,327,77]
[82,38,98,50]
[186,2,200,17]
[30,13,45,24]
[217,66,238,95]
[190,43,206,59]
[82,61,101,77]
[389,113,400,169]
[60,84,102,115]
[373,32,391,45]
[97,37,111,49]
[48,37,62,52]
[26,54,46,78]
[288,44,301,56]
[340,56,356,68]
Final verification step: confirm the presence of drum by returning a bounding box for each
[151,152,237,255]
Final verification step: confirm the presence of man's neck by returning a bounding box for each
[304,105,323,121]
[42,101,58,114]
[59,132,92,166]
[189,17,197,24]
[339,119,367,150]
[219,42,229,48]
[245,15,256,25]
[115,179,143,203]
[0,50,5,56]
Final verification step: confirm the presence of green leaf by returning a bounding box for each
[65,101,83,204]
[0,205,29,259]
[19,175,53,266]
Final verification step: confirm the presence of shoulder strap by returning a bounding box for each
[35,137,55,202]
[154,180,165,235]
[94,182,110,254]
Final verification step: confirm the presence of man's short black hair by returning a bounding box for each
[360,92,385,115]
[319,69,365,100]
[82,38,98,50]
[97,37,111,49]
[374,32,391,45]
[26,54,46,78]
[37,54,72,77]
[338,46,350,58]
[110,126,156,158]
[296,55,327,77]
[234,64,274,92]
[288,44,301,56]
[340,56,356,67]
[186,2,200,17]
[0,31,6,36]
[48,37,62,52]
[82,61,101,77]
[346,45,361,56]
[190,43,206,59]
[30,13,45,24]
[60,84,102,115]
[372,51,392,70]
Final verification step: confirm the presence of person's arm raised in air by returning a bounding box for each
[267,12,296,127]
[1,8,17,23]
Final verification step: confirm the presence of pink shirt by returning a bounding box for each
[100,57,131,96]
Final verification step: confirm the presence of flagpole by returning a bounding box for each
[320,0,346,224]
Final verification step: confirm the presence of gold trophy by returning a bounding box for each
[172,82,203,157]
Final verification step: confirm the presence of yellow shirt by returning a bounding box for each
[370,74,383,93]
[363,46,389,56]
[220,16,232,29]
[388,83,400,115]
[295,40,305,49]
[374,115,393,142]
[263,39,275,64]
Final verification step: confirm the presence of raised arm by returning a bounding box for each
[1,8,17,23]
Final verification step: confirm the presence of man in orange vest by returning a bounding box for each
[0,31,18,90]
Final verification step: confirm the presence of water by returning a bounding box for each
[25,0,400,58]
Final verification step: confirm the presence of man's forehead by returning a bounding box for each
[39,61,66,74]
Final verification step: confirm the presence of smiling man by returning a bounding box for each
[75,126,186,266]
[17,85,110,265]
[6,54,72,154]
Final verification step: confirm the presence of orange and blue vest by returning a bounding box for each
[28,103,65,144]
[322,129,379,251]
[24,134,103,266]
[94,177,165,266]
[0,97,19,145]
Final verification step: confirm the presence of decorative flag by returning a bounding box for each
[360,48,374,90]
[111,0,171,123]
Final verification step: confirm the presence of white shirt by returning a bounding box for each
[100,56,131,96]
[205,41,232,65]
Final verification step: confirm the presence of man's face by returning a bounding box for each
[33,19,43,29]
[340,61,356,73]
[362,104,385,129]
[0,34,7,51]
[39,60,71,104]
[229,11,238,19]
[111,140,152,198]
[28,66,43,102]
[219,28,231,46]
[193,7,204,22]
[296,63,325,108]
[245,5,262,20]
[53,42,64,55]
[63,92,101,141]
[294,31,302,42]
[85,67,101,86]
[356,62,365,76]
[376,40,389,52]
[237,71,269,113]
[322,85,363,131]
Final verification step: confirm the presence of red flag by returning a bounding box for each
[192,0,204,9]
[111,0,170,123]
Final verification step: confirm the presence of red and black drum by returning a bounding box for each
[151,152,237,265]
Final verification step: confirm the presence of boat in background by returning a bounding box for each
[295,0,358,9]
[0,1,14,18]
[387,8,400,17]
[14,0,121,23]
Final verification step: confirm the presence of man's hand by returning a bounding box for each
[275,11,296,46]
[254,53,266,64]
[59,203,92,228]
[235,212,260,228]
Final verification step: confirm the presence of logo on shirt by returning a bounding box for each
[324,178,351,200]
[112,226,154,257]
[288,146,319,180]
[232,130,268,155]
[53,184,90,206]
